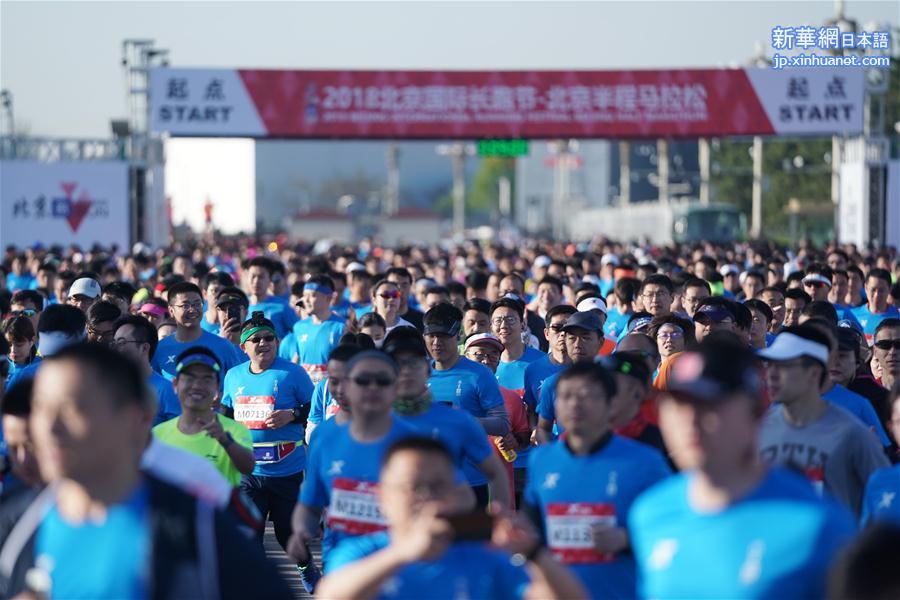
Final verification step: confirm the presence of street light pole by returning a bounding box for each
[437,142,475,236]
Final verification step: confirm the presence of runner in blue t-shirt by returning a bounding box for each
[629,337,856,599]
[245,257,299,338]
[423,304,509,504]
[382,328,511,508]
[289,275,346,385]
[316,436,588,600]
[851,268,899,343]
[536,311,605,443]
[220,314,315,582]
[524,362,671,599]
[290,351,416,571]
[150,283,244,386]
[111,315,181,425]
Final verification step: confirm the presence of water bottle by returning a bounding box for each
[494,436,517,463]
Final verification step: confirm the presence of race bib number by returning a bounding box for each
[234,396,275,430]
[302,364,328,385]
[546,502,617,563]
[805,467,825,497]
[327,477,387,535]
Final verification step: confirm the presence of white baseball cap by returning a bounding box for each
[576,297,608,314]
[757,332,829,366]
[534,256,552,269]
[345,262,367,274]
[601,253,620,267]
[719,264,740,277]
[464,332,505,353]
[69,277,101,299]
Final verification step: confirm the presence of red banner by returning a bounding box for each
[149,68,864,139]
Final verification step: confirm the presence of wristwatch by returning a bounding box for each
[291,407,301,421]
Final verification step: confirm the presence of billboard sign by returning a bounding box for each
[149,67,864,139]
[0,161,130,251]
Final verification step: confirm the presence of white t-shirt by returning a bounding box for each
[141,437,233,508]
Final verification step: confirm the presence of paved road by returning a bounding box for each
[264,524,320,599]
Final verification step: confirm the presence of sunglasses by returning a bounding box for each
[9,309,37,317]
[379,290,402,299]
[353,374,396,387]
[873,339,900,351]
[247,334,276,344]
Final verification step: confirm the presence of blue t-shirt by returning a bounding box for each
[5,360,40,392]
[5,273,35,292]
[308,379,339,427]
[331,297,353,319]
[861,464,900,526]
[850,304,900,342]
[5,356,39,387]
[823,384,891,447]
[151,330,245,385]
[496,347,545,393]
[291,315,346,372]
[221,357,314,477]
[522,355,565,411]
[351,301,373,317]
[525,435,671,599]
[248,297,299,339]
[278,331,298,362]
[399,402,494,475]
[327,531,530,599]
[428,357,505,486]
[537,371,564,437]
[300,417,415,559]
[37,482,150,600]
[199,315,221,335]
[149,371,180,426]
[629,468,856,600]
[603,309,631,339]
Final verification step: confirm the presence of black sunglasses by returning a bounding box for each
[873,339,900,351]
[248,334,276,343]
[353,374,395,387]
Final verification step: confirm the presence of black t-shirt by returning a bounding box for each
[402,307,424,331]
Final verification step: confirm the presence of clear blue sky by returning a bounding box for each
[1,0,895,138]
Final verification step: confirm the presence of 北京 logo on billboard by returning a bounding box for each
[11,181,109,232]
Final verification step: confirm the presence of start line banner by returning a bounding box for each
[149,67,864,139]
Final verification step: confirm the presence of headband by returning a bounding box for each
[304,283,334,295]
[240,325,277,344]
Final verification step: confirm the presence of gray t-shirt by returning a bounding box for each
[759,403,890,516]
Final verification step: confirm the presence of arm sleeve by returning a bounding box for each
[476,369,509,435]
[481,403,510,437]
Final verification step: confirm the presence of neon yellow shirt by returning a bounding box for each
[152,414,252,486]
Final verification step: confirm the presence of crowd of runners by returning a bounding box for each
[1,235,899,599]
